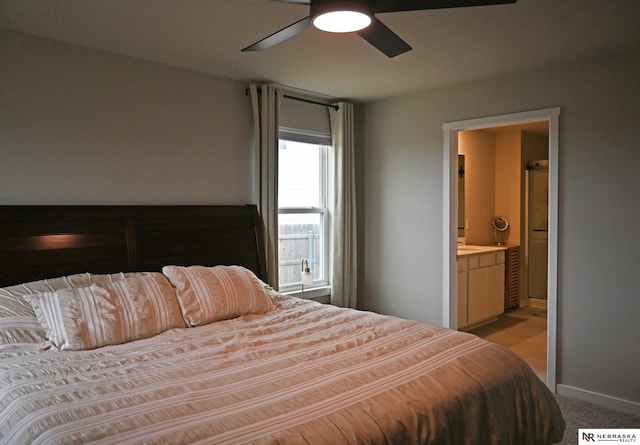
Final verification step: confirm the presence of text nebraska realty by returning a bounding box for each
[583,432,637,442]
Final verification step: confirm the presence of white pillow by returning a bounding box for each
[26,273,185,350]
[162,265,273,326]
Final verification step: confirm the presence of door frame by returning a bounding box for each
[442,107,560,391]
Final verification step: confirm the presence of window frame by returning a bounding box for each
[277,127,331,295]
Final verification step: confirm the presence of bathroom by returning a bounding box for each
[458,122,549,314]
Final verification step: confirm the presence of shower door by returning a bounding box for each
[527,161,549,300]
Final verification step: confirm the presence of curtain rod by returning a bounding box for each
[246,88,339,111]
[285,94,339,111]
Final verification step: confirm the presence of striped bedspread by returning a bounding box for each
[0,295,564,444]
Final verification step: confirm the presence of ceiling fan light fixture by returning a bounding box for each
[311,0,373,33]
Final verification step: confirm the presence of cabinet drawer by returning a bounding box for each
[496,250,505,264]
[478,253,496,267]
[458,256,468,272]
[468,255,479,269]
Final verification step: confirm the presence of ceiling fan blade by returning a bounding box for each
[242,17,311,52]
[357,18,412,58]
[373,0,516,14]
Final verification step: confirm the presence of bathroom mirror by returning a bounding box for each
[458,155,465,238]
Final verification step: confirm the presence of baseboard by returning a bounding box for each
[557,384,640,417]
[528,298,548,310]
[458,316,500,332]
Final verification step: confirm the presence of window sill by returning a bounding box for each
[282,285,331,304]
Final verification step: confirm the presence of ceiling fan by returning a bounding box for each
[242,0,517,58]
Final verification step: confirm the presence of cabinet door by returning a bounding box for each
[486,264,505,318]
[468,268,488,325]
[457,271,468,328]
[468,264,505,325]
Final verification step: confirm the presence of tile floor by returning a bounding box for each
[469,306,548,383]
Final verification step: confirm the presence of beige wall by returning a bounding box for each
[458,130,496,245]
[458,129,528,247]
[361,47,640,411]
[495,131,522,245]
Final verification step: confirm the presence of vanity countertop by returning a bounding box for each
[457,245,508,257]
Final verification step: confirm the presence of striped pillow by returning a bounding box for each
[25,273,185,350]
[0,316,45,347]
[0,272,137,347]
[162,265,273,326]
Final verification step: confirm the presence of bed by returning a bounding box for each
[0,205,565,444]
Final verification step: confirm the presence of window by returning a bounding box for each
[278,129,330,292]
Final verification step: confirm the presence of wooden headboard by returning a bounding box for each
[0,205,266,288]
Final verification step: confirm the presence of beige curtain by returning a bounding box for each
[329,102,357,308]
[249,84,282,289]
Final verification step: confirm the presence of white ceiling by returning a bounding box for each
[1,0,639,102]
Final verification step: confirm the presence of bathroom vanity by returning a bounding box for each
[457,245,507,330]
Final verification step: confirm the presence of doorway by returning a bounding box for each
[442,107,560,391]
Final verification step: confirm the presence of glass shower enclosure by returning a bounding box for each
[526,160,549,300]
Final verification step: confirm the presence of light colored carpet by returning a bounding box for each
[554,394,640,444]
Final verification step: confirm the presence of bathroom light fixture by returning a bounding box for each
[311,0,373,33]
[301,259,314,298]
